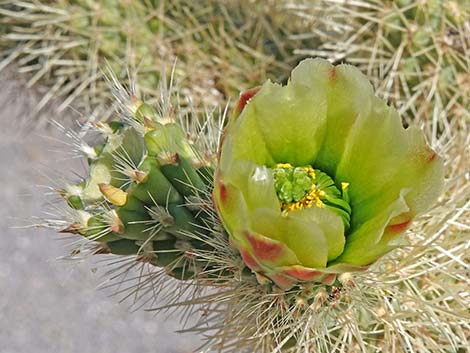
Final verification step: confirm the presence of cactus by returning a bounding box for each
[42,61,470,353]
[54,71,227,281]
[1,1,467,351]
[0,0,334,114]
[295,0,470,127]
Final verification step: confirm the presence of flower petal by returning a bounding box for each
[333,189,410,265]
[244,231,298,266]
[224,160,279,212]
[251,208,328,268]
[250,80,328,165]
[335,102,444,227]
[294,207,345,262]
[219,111,275,170]
[213,181,250,237]
[290,58,375,175]
[226,76,328,166]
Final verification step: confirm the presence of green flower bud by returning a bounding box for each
[213,58,444,289]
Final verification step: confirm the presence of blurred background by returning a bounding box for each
[0,71,200,353]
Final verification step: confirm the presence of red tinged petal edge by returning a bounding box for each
[386,212,413,233]
[385,211,415,236]
[245,232,286,262]
[270,273,296,290]
[386,219,412,233]
[321,273,337,286]
[283,266,323,281]
[240,250,262,272]
[328,66,337,81]
[217,182,228,204]
[425,146,438,163]
[234,87,261,118]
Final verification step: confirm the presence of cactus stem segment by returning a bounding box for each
[148,205,174,228]
[157,151,179,166]
[131,170,148,183]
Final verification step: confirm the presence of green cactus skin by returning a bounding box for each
[58,93,221,280]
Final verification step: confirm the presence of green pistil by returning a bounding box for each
[273,165,314,204]
[272,163,352,231]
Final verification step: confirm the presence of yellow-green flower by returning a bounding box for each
[213,58,444,289]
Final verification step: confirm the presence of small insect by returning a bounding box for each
[328,286,342,302]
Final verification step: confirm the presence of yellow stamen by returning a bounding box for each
[307,168,316,180]
[275,164,323,213]
[280,183,324,213]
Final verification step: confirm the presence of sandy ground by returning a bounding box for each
[0,72,201,353]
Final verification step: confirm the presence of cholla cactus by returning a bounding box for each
[53,69,225,281]
[0,0,331,114]
[42,59,470,353]
[294,0,470,126]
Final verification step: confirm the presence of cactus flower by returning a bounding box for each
[213,58,444,289]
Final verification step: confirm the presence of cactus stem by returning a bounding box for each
[157,151,179,166]
[132,170,148,184]
[112,146,142,181]
[147,205,174,228]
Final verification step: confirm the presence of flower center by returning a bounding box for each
[273,163,324,211]
[272,163,352,230]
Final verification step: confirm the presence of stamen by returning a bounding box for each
[273,164,351,230]
[273,163,324,213]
